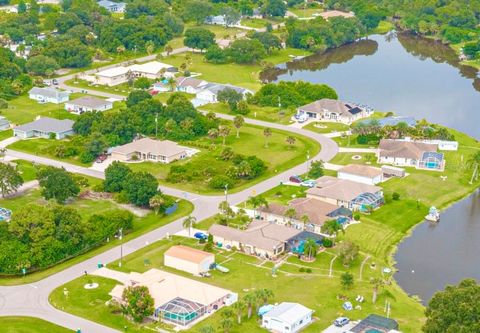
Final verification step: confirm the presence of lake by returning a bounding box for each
[262,33,480,302]
[262,33,480,139]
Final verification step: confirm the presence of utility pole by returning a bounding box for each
[224,184,228,203]
[118,228,123,267]
[155,113,158,138]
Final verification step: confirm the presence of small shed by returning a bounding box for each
[164,245,214,275]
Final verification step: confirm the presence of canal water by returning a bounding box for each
[262,33,480,140]
[262,33,480,302]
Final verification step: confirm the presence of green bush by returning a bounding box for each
[322,238,333,248]
[306,268,312,273]
[299,267,305,272]
[113,191,129,204]
[209,175,235,189]
[392,192,400,201]
[0,98,8,109]
[354,214,361,221]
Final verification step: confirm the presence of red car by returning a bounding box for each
[289,175,302,183]
[96,154,108,163]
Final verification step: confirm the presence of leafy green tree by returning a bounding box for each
[125,0,168,18]
[183,0,213,25]
[37,167,80,204]
[126,90,152,107]
[25,55,59,76]
[0,163,23,198]
[123,172,159,207]
[338,241,359,267]
[308,160,324,179]
[205,45,228,64]
[423,279,480,333]
[321,220,343,237]
[263,0,286,17]
[250,32,281,53]
[218,88,243,111]
[104,162,132,193]
[340,271,354,289]
[221,6,241,27]
[122,285,154,322]
[227,39,266,64]
[133,77,151,90]
[184,28,216,51]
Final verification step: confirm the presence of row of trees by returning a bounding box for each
[0,47,32,100]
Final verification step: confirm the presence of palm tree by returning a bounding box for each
[284,207,297,227]
[116,45,126,54]
[258,288,274,305]
[468,151,480,184]
[146,41,155,55]
[233,115,244,138]
[218,200,234,217]
[243,292,257,319]
[303,238,318,261]
[301,214,310,229]
[164,44,173,56]
[231,300,246,324]
[263,128,272,148]
[207,128,219,143]
[248,195,269,217]
[218,125,231,146]
[219,317,233,333]
[167,77,176,92]
[183,215,197,236]
[198,325,215,333]
[286,136,296,148]
[370,277,385,303]
[149,194,165,215]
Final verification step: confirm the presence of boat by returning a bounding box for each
[425,206,440,222]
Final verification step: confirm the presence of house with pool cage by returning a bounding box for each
[108,268,237,328]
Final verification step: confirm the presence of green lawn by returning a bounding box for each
[303,121,350,134]
[0,317,72,333]
[11,159,38,181]
[50,236,425,332]
[329,152,378,165]
[240,18,282,29]
[333,133,380,148]
[7,137,91,167]
[0,188,193,285]
[201,102,296,124]
[0,129,12,141]
[127,123,320,195]
[162,48,310,91]
[66,78,132,97]
[289,7,324,18]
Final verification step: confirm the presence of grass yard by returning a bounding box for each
[201,102,296,124]
[289,7,324,18]
[50,236,425,333]
[7,137,90,167]
[0,129,12,141]
[66,78,132,96]
[11,159,38,181]
[329,152,378,165]
[240,18,282,29]
[0,188,193,285]
[303,121,350,134]
[333,133,380,148]
[127,123,320,194]
[0,317,72,333]
[162,48,310,91]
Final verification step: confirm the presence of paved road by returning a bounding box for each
[0,44,339,332]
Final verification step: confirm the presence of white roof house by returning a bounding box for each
[13,117,74,140]
[129,61,176,79]
[97,0,126,13]
[194,83,253,106]
[29,87,70,104]
[111,138,187,163]
[65,96,113,114]
[0,116,10,131]
[164,245,215,275]
[337,164,384,185]
[262,302,314,333]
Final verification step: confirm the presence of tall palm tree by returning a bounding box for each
[233,115,244,138]
[248,195,268,217]
[243,292,257,319]
[164,44,173,56]
[183,215,197,236]
[219,317,233,333]
[258,288,274,305]
[303,238,318,261]
[218,125,231,146]
[207,128,219,143]
[167,77,176,92]
[286,136,296,148]
[301,214,310,229]
[370,277,385,303]
[199,325,214,333]
[284,207,297,227]
[468,151,480,184]
[231,300,246,324]
[263,128,272,148]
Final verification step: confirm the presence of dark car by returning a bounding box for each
[194,232,208,240]
[289,175,302,183]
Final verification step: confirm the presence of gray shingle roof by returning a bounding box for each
[201,83,251,95]
[29,87,70,100]
[15,117,74,134]
[68,96,112,109]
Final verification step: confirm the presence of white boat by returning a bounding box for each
[425,206,440,222]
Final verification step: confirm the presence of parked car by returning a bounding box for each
[96,154,107,163]
[194,232,208,240]
[52,79,58,85]
[300,179,316,188]
[334,317,350,327]
[289,175,302,183]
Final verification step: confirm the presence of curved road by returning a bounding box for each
[0,52,339,332]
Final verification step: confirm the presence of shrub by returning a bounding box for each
[299,267,305,272]
[322,238,333,248]
[392,192,400,201]
[209,175,235,189]
[203,242,213,252]
[113,191,129,204]
[353,214,361,221]
[306,268,312,273]
[0,98,8,109]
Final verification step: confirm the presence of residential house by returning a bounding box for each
[164,245,215,276]
[346,314,400,333]
[175,77,209,94]
[338,164,384,185]
[296,99,372,124]
[194,83,253,106]
[65,96,113,114]
[0,116,10,131]
[129,61,177,80]
[97,0,126,13]
[89,66,130,86]
[28,87,70,104]
[13,117,74,140]
[208,221,302,260]
[306,176,384,212]
[258,198,352,234]
[262,302,314,333]
[105,268,237,327]
[111,138,187,163]
[378,139,445,171]
[205,15,240,26]
[318,10,355,20]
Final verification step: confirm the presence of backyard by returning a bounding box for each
[201,103,295,125]
[49,233,425,333]
[126,123,320,194]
